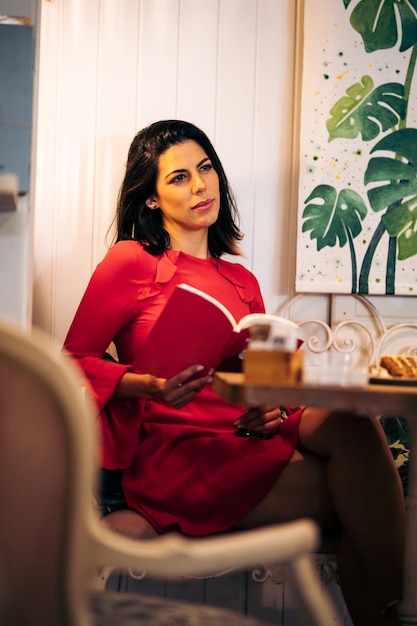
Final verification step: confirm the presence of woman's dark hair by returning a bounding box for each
[113,120,243,257]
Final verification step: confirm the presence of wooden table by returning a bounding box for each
[213,372,417,625]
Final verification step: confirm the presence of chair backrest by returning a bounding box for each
[0,322,87,625]
[0,320,340,626]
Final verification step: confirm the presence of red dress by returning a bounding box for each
[64,241,302,536]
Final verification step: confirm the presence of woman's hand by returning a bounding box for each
[234,405,286,438]
[156,365,212,408]
[114,364,212,409]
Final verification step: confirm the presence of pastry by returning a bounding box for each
[379,355,417,378]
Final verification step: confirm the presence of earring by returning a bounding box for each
[145,198,159,210]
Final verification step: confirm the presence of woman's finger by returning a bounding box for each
[167,364,205,390]
[235,407,284,432]
[164,370,212,407]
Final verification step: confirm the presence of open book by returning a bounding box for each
[133,283,300,380]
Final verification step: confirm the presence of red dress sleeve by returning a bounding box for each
[63,241,144,410]
[64,241,156,468]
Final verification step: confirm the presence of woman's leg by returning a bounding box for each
[101,509,158,539]
[235,408,405,625]
[300,408,405,624]
[98,468,158,539]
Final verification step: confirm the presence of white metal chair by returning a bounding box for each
[0,319,341,626]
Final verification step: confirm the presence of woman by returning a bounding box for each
[64,120,404,625]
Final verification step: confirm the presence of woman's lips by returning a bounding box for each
[192,199,214,211]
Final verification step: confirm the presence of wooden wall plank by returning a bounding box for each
[214,0,258,267]
[175,0,220,135]
[136,0,180,124]
[32,0,60,335]
[251,0,298,313]
[92,0,141,266]
[35,0,101,340]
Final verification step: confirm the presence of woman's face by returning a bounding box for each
[148,140,220,237]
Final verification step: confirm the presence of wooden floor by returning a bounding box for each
[106,555,353,625]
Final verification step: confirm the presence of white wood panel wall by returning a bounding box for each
[32,0,299,344]
[32,0,417,346]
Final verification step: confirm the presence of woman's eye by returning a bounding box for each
[172,173,186,183]
[200,163,213,172]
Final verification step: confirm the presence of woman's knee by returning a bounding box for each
[101,509,158,539]
[236,449,339,529]
[298,407,383,457]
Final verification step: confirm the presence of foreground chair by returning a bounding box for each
[0,320,341,626]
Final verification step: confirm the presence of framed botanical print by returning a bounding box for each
[296,0,417,295]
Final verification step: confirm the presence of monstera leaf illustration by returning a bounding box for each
[348,0,417,52]
[302,185,367,250]
[364,128,417,260]
[326,77,405,141]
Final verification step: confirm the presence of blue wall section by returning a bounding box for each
[0,24,34,193]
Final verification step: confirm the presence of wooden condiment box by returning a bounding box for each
[243,349,303,385]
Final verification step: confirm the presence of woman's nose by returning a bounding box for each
[191,173,206,194]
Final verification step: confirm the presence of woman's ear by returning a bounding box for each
[145,197,159,210]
